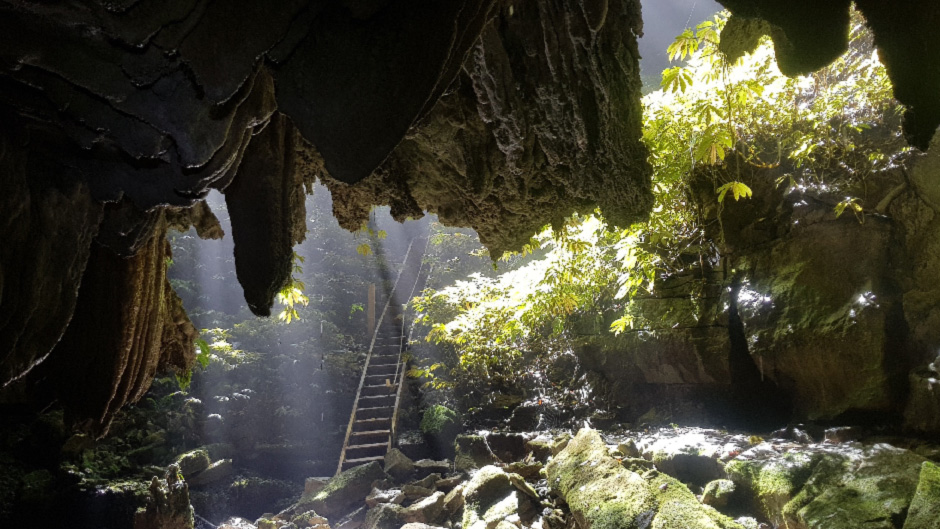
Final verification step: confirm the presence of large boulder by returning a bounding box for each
[727,442,927,529]
[362,503,404,529]
[174,449,211,478]
[724,445,820,526]
[903,461,940,529]
[401,491,445,525]
[461,466,539,529]
[788,444,924,529]
[187,459,234,488]
[298,462,389,519]
[454,435,500,472]
[546,429,742,529]
[384,449,415,482]
[702,480,736,509]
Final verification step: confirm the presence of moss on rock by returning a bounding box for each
[725,449,817,525]
[793,445,924,529]
[702,479,736,509]
[420,405,457,435]
[454,435,499,472]
[648,473,741,529]
[299,461,388,519]
[546,429,742,529]
[903,461,940,529]
[173,449,210,477]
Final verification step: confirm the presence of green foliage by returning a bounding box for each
[717,181,753,203]
[198,327,256,365]
[354,221,388,257]
[176,337,212,389]
[194,338,211,369]
[420,405,457,435]
[276,252,309,324]
[645,8,903,228]
[835,197,865,223]
[409,8,906,393]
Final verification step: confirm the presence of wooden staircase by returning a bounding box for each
[336,235,430,474]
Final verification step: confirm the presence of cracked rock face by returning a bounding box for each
[325,0,653,255]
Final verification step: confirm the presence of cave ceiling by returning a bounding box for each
[1,0,939,428]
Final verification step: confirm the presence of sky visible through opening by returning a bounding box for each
[638,0,722,90]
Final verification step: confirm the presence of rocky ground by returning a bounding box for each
[182,425,940,529]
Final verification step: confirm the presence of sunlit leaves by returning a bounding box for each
[194,338,211,368]
[717,181,753,203]
[353,223,387,256]
[667,28,698,61]
[835,197,865,223]
[662,66,693,93]
[694,127,734,165]
[276,252,309,324]
[276,283,309,323]
[610,314,635,335]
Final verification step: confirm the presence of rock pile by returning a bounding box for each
[203,427,940,529]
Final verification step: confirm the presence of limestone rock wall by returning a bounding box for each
[576,145,940,431]
[0,128,104,388]
[31,212,196,436]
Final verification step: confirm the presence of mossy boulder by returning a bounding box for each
[725,448,818,525]
[647,473,741,529]
[454,435,499,472]
[420,405,457,435]
[186,459,233,488]
[903,461,940,529]
[728,443,927,529]
[384,448,415,482]
[790,444,924,529]
[174,449,211,477]
[461,466,538,529]
[290,510,329,527]
[401,491,445,524]
[363,502,404,529]
[702,479,736,508]
[546,429,742,529]
[299,461,388,519]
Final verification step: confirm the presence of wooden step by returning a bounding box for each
[347,442,389,450]
[355,417,390,425]
[366,365,398,375]
[356,406,394,419]
[361,386,396,397]
[351,429,391,438]
[343,455,385,465]
[359,395,396,404]
[353,419,390,432]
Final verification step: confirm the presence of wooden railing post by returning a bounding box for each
[367,283,376,335]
